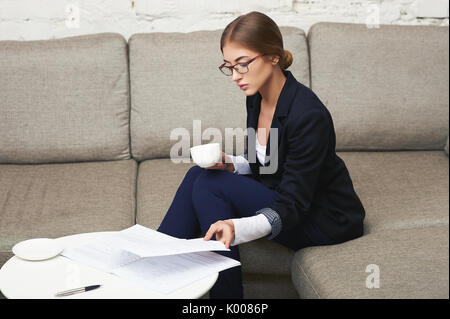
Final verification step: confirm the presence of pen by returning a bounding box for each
[55,284,102,297]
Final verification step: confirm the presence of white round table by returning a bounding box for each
[0,231,218,299]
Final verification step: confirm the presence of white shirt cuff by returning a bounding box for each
[230,214,272,246]
[228,154,252,175]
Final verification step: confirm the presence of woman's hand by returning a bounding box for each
[205,151,235,173]
[203,220,235,249]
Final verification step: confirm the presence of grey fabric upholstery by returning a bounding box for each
[0,33,131,164]
[292,225,449,298]
[308,22,449,151]
[0,159,137,267]
[337,151,449,235]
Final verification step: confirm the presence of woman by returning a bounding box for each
[157,11,366,299]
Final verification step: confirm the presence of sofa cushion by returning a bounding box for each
[338,151,449,234]
[136,159,196,230]
[292,225,449,298]
[0,159,137,267]
[128,27,310,161]
[136,158,295,276]
[308,22,449,151]
[0,33,131,164]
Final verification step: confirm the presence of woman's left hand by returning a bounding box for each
[203,220,235,249]
[204,152,235,172]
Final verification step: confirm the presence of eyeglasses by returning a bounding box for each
[218,54,265,76]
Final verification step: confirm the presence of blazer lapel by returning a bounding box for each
[247,69,298,168]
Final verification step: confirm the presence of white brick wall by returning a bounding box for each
[0,0,448,40]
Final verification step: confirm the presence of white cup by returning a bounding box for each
[190,143,221,168]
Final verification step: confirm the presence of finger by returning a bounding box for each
[223,238,229,249]
[204,225,216,240]
[216,226,228,247]
[205,224,223,240]
[225,235,232,249]
[224,230,232,248]
[213,225,224,241]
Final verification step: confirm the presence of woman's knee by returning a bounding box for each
[192,169,230,199]
[184,165,205,181]
[193,167,222,184]
[188,165,204,174]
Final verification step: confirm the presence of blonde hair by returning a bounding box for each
[220,11,293,70]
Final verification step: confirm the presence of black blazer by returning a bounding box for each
[243,69,365,243]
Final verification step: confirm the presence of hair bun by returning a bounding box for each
[280,49,293,70]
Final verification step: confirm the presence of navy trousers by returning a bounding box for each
[157,165,338,299]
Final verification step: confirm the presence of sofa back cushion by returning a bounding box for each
[0,33,131,164]
[128,27,310,161]
[308,22,449,151]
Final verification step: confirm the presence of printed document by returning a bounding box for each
[61,224,240,294]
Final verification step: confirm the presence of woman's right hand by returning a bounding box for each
[205,151,235,172]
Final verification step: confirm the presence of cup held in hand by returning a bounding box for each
[190,143,221,168]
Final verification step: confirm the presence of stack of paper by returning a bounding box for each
[61,224,241,294]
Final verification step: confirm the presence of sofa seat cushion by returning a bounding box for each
[0,159,137,267]
[338,151,449,234]
[136,159,196,230]
[136,158,295,276]
[292,225,449,298]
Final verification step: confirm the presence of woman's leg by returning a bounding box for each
[191,169,279,299]
[157,165,339,298]
[157,165,278,298]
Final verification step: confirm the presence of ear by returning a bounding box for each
[269,55,280,65]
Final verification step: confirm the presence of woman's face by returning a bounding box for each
[222,42,278,96]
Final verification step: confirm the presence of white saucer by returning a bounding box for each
[12,238,64,261]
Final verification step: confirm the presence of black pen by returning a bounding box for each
[55,284,102,297]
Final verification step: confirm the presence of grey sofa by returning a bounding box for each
[0,22,448,299]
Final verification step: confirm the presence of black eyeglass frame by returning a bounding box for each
[218,54,265,76]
